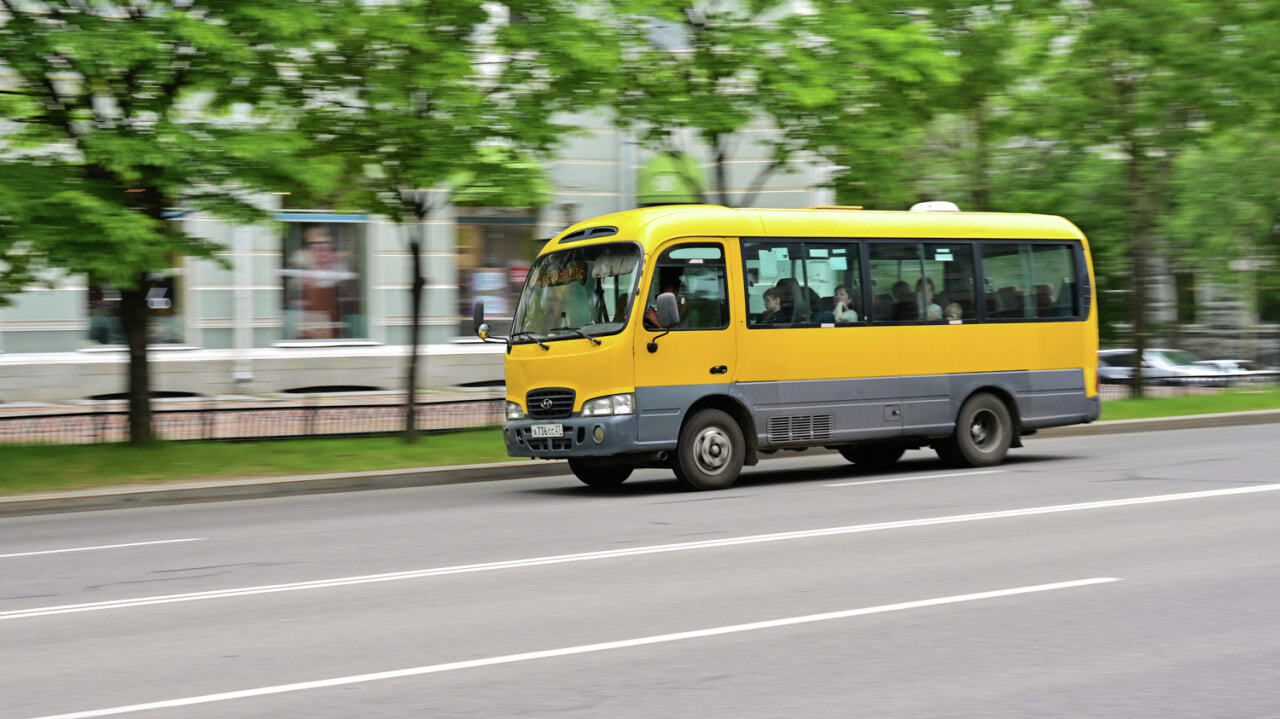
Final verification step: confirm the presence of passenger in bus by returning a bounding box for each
[891,280,916,320]
[833,284,858,322]
[775,278,808,322]
[916,277,943,320]
[945,302,963,321]
[756,287,785,325]
[643,268,687,329]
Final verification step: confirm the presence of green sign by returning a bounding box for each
[637,153,705,206]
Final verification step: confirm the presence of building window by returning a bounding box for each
[456,210,538,337]
[86,271,184,346]
[281,222,365,340]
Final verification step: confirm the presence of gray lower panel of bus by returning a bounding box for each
[634,369,1097,452]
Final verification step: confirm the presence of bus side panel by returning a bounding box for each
[732,376,903,447]
[734,325,905,445]
[735,325,901,386]
[1022,368,1097,428]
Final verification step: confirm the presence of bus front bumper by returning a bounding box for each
[505,414,640,459]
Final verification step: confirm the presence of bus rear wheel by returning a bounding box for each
[568,458,633,489]
[936,392,1012,467]
[838,443,906,471]
[673,409,744,491]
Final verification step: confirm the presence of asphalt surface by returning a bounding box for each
[2,408,1278,516]
[3,423,1280,718]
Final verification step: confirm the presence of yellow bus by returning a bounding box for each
[472,204,1099,490]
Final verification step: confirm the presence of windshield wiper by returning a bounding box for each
[509,331,549,350]
[551,326,602,346]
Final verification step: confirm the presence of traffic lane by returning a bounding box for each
[165,574,1280,719]
[7,485,1279,718]
[3,424,1278,614]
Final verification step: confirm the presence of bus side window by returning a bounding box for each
[804,242,861,324]
[923,243,976,321]
[980,243,1078,320]
[743,239,807,327]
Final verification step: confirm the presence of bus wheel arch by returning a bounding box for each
[684,395,758,465]
[674,399,750,490]
[936,389,1017,467]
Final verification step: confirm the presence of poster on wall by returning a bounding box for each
[280,223,365,340]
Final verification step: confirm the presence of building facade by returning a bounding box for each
[0,116,836,403]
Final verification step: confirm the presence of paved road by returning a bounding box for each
[3,425,1279,718]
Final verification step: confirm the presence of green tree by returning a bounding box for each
[898,1,1047,212]
[0,0,318,442]
[298,0,612,441]
[780,1,957,210]
[1163,127,1280,357]
[1028,0,1249,395]
[610,0,953,208]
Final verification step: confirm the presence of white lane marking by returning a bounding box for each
[0,538,205,560]
[4,481,1277,622]
[26,577,1120,719]
[824,469,1004,487]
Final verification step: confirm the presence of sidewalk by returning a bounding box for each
[4,408,1279,517]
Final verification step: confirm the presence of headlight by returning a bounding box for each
[505,401,524,420]
[581,393,636,416]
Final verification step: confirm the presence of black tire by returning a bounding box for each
[935,392,1012,467]
[568,458,633,488]
[838,443,906,471]
[673,409,745,490]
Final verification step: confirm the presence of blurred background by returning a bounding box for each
[1,0,1277,439]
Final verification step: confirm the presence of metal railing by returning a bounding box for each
[0,398,505,444]
[2,372,1275,444]
[1098,371,1280,400]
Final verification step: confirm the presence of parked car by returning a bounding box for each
[1193,359,1279,386]
[1194,359,1263,374]
[1097,348,1224,386]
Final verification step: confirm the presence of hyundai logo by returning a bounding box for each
[540,398,554,410]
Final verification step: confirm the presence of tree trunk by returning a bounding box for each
[403,206,427,443]
[713,138,731,207]
[1127,141,1151,400]
[119,274,154,443]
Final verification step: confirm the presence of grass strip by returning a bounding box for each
[3,388,1279,496]
[1100,386,1280,421]
[0,429,512,495]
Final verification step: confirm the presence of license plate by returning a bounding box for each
[530,424,564,438]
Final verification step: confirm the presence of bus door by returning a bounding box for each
[633,241,736,445]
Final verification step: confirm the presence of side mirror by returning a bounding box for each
[472,300,485,336]
[646,292,680,354]
[477,322,491,340]
[656,292,680,329]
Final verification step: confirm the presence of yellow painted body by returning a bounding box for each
[505,205,1098,415]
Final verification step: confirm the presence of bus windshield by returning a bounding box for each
[511,243,641,341]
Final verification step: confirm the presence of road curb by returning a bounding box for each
[1038,408,1280,436]
[4,409,1279,517]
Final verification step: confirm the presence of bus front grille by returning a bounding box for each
[526,388,575,419]
[767,414,834,444]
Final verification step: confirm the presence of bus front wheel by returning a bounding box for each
[568,458,633,489]
[674,409,744,491]
[936,393,1012,467]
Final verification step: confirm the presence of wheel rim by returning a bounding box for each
[969,408,1001,450]
[692,426,733,475]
